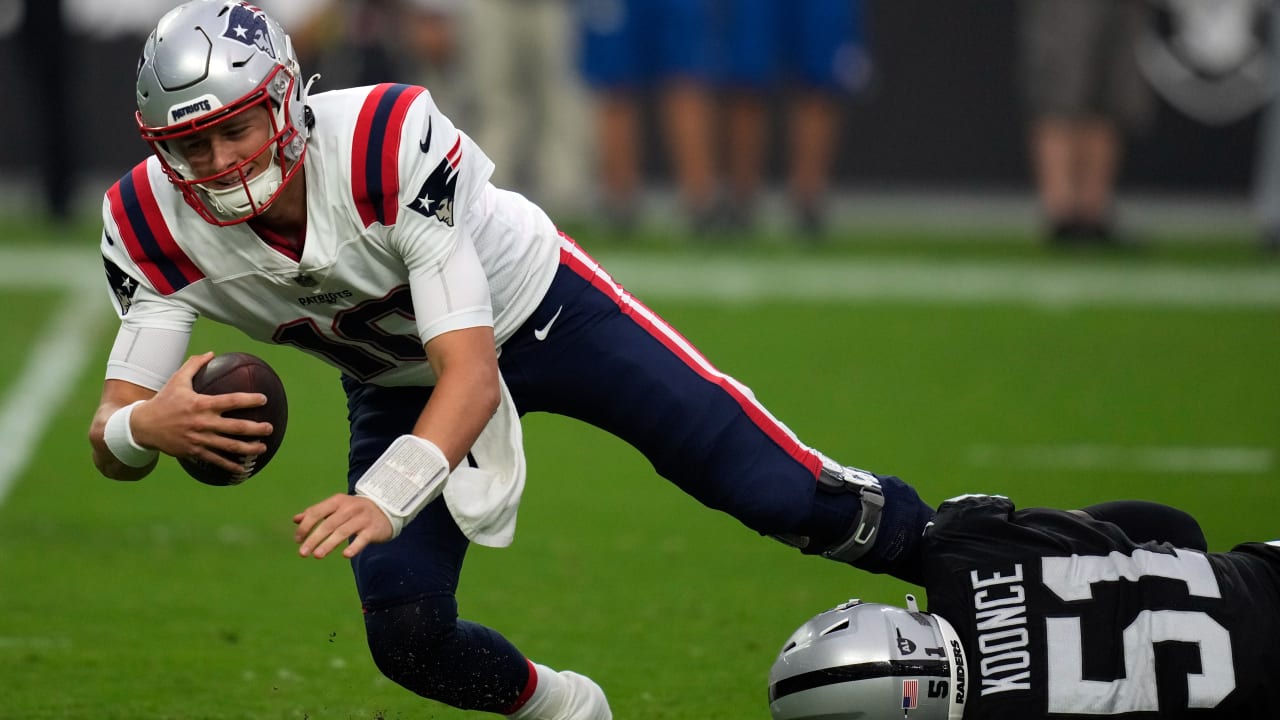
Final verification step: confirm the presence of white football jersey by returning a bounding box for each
[100,83,561,388]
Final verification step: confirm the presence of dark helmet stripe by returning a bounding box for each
[769,660,950,703]
[106,162,204,295]
[352,83,426,228]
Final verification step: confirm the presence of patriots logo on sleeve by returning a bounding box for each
[406,132,462,227]
[104,255,139,316]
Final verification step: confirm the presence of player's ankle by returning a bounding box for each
[506,662,611,720]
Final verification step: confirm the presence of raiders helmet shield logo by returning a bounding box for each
[104,256,139,316]
[1137,0,1273,125]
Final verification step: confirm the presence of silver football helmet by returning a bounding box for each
[768,596,968,720]
[135,0,311,224]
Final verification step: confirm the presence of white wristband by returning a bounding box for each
[355,435,451,538]
[103,400,159,468]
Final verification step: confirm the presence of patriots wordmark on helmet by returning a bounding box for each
[170,99,212,121]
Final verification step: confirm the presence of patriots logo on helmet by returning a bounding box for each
[222,3,276,59]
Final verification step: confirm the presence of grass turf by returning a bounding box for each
[0,215,1275,718]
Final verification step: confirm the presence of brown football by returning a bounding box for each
[177,352,288,487]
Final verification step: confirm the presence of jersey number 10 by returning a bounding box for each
[273,285,426,380]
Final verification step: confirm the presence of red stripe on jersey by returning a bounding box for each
[106,162,204,295]
[556,233,822,477]
[352,83,426,227]
[446,136,462,168]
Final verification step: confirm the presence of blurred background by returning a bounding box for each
[0,0,1274,246]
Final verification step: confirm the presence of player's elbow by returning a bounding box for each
[480,364,501,414]
[464,366,501,424]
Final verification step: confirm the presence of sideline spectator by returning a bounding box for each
[716,0,872,237]
[1017,0,1153,245]
[575,0,719,234]
[462,0,591,220]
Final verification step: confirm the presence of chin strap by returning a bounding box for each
[201,161,284,220]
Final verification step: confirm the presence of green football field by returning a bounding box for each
[0,219,1277,719]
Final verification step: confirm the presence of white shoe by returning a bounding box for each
[557,670,611,720]
[508,663,612,720]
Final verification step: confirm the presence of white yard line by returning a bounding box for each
[0,248,105,507]
[599,254,1280,308]
[0,636,72,649]
[967,443,1274,474]
[0,246,100,288]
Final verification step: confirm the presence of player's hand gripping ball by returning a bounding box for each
[178,352,288,486]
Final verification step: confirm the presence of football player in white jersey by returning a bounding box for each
[87,2,932,718]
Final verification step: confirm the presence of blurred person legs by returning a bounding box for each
[577,0,717,234]
[664,78,720,232]
[464,0,591,220]
[1019,0,1153,245]
[720,0,870,238]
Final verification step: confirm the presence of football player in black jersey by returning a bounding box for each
[767,491,1280,719]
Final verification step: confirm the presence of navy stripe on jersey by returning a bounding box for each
[352,83,425,227]
[106,163,203,294]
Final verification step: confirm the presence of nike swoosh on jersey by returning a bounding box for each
[420,118,432,154]
[533,305,563,341]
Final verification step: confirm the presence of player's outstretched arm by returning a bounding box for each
[293,326,501,560]
[89,353,272,481]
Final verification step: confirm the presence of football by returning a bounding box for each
[177,352,289,487]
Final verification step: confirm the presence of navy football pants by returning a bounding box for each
[342,239,855,711]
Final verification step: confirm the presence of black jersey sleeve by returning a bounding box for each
[1077,500,1207,551]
